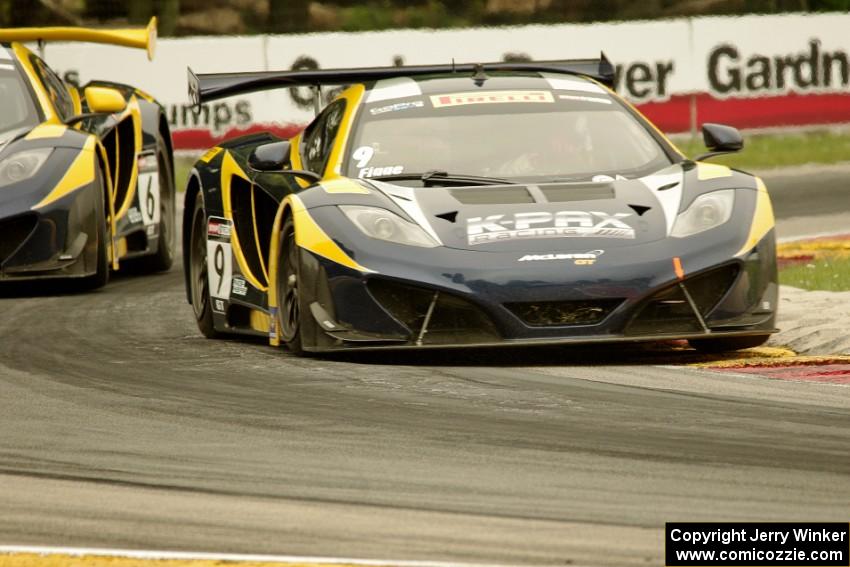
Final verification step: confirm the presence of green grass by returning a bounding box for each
[174,155,197,193]
[676,129,850,170]
[779,256,850,291]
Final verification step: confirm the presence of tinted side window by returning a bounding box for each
[29,55,74,121]
[301,100,346,175]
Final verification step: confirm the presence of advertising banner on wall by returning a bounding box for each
[39,13,850,149]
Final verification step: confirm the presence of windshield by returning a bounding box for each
[0,64,39,141]
[345,87,672,183]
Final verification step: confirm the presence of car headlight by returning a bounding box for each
[0,148,53,188]
[671,189,735,238]
[340,205,439,248]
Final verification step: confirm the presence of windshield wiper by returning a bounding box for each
[371,170,510,186]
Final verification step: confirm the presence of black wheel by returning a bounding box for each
[80,165,109,290]
[188,192,221,339]
[276,217,304,355]
[689,334,770,353]
[137,136,175,272]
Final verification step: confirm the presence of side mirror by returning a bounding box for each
[695,123,743,161]
[249,141,290,171]
[65,87,127,126]
[85,86,127,114]
[248,141,321,183]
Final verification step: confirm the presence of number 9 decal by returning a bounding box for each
[207,239,232,300]
[352,146,374,168]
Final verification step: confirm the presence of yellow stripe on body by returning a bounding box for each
[322,84,365,179]
[696,162,732,181]
[115,236,128,260]
[736,177,775,257]
[249,310,271,333]
[68,85,82,117]
[13,43,58,123]
[25,124,67,140]
[32,136,96,209]
[320,178,370,195]
[288,194,371,273]
[266,201,288,346]
[199,146,222,163]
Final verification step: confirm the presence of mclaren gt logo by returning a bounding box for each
[518,250,604,265]
[467,211,635,245]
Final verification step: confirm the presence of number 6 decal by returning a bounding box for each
[138,171,160,227]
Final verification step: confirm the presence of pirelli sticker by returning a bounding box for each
[431,90,554,108]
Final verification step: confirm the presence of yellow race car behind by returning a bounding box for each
[0,18,175,289]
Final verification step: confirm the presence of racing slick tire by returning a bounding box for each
[79,165,110,290]
[276,217,306,355]
[136,136,175,273]
[188,192,221,339]
[688,334,770,353]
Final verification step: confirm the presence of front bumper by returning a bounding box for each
[297,229,779,352]
[0,181,100,281]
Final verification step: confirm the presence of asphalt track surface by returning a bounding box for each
[1,171,849,566]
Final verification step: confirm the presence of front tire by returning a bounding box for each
[276,217,304,355]
[188,192,220,339]
[689,334,770,353]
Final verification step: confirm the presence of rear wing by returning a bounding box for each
[188,54,615,107]
[0,17,157,60]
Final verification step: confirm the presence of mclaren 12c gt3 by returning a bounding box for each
[0,18,175,289]
[183,57,777,354]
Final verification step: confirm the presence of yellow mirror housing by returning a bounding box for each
[85,86,127,114]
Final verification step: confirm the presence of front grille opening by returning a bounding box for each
[367,279,500,344]
[0,213,38,264]
[505,298,623,327]
[626,264,740,335]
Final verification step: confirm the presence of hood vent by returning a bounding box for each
[539,183,614,203]
[450,186,534,205]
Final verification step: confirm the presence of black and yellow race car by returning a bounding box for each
[0,18,175,289]
[183,57,777,354]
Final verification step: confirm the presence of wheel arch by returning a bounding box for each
[158,114,175,186]
[93,138,119,270]
[182,172,203,304]
[266,198,295,347]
